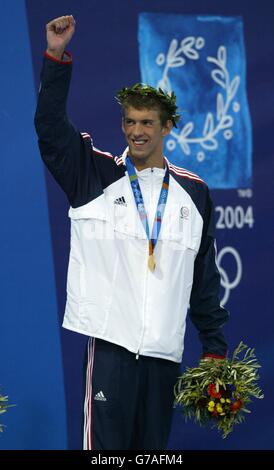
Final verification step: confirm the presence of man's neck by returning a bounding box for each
[130,155,165,171]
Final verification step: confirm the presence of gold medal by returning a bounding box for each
[148,254,156,272]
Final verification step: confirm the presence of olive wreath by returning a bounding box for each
[115,83,181,127]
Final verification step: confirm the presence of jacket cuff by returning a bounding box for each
[202,353,226,359]
[44,50,72,64]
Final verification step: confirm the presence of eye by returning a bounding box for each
[143,120,153,126]
[124,119,134,126]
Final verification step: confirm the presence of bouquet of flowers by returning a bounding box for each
[174,342,264,438]
[0,393,10,432]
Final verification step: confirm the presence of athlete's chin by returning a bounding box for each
[127,146,149,161]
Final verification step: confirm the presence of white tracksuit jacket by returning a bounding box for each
[34,53,229,363]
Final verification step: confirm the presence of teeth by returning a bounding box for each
[134,140,146,144]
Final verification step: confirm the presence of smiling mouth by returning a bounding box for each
[131,139,148,147]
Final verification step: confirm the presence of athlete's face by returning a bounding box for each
[122,106,172,168]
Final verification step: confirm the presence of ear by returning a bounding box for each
[161,119,173,137]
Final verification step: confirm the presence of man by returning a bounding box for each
[34,15,229,450]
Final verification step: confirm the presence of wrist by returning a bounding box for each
[202,353,226,360]
[46,48,65,60]
[44,50,72,64]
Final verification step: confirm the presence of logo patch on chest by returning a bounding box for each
[114,196,127,207]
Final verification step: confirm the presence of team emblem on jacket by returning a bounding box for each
[180,206,189,219]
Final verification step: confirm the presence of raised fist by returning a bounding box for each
[46,15,76,59]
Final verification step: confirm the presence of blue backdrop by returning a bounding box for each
[0,0,273,450]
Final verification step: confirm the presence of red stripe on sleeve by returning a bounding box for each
[44,50,72,64]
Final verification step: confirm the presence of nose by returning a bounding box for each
[132,122,144,137]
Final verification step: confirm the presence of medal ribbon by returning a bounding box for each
[125,156,169,271]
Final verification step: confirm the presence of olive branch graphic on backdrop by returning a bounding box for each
[156,38,241,161]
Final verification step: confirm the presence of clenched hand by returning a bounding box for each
[46,15,76,60]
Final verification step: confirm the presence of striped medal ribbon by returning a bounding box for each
[125,156,169,272]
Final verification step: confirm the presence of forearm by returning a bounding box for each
[35,52,72,125]
[190,299,229,356]
[190,187,229,357]
[34,53,82,204]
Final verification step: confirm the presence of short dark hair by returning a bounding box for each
[115,83,181,128]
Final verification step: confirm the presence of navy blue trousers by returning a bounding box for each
[83,338,180,450]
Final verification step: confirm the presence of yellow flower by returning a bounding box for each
[216,404,223,413]
[226,399,231,403]
[220,398,225,403]
[208,402,215,411]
